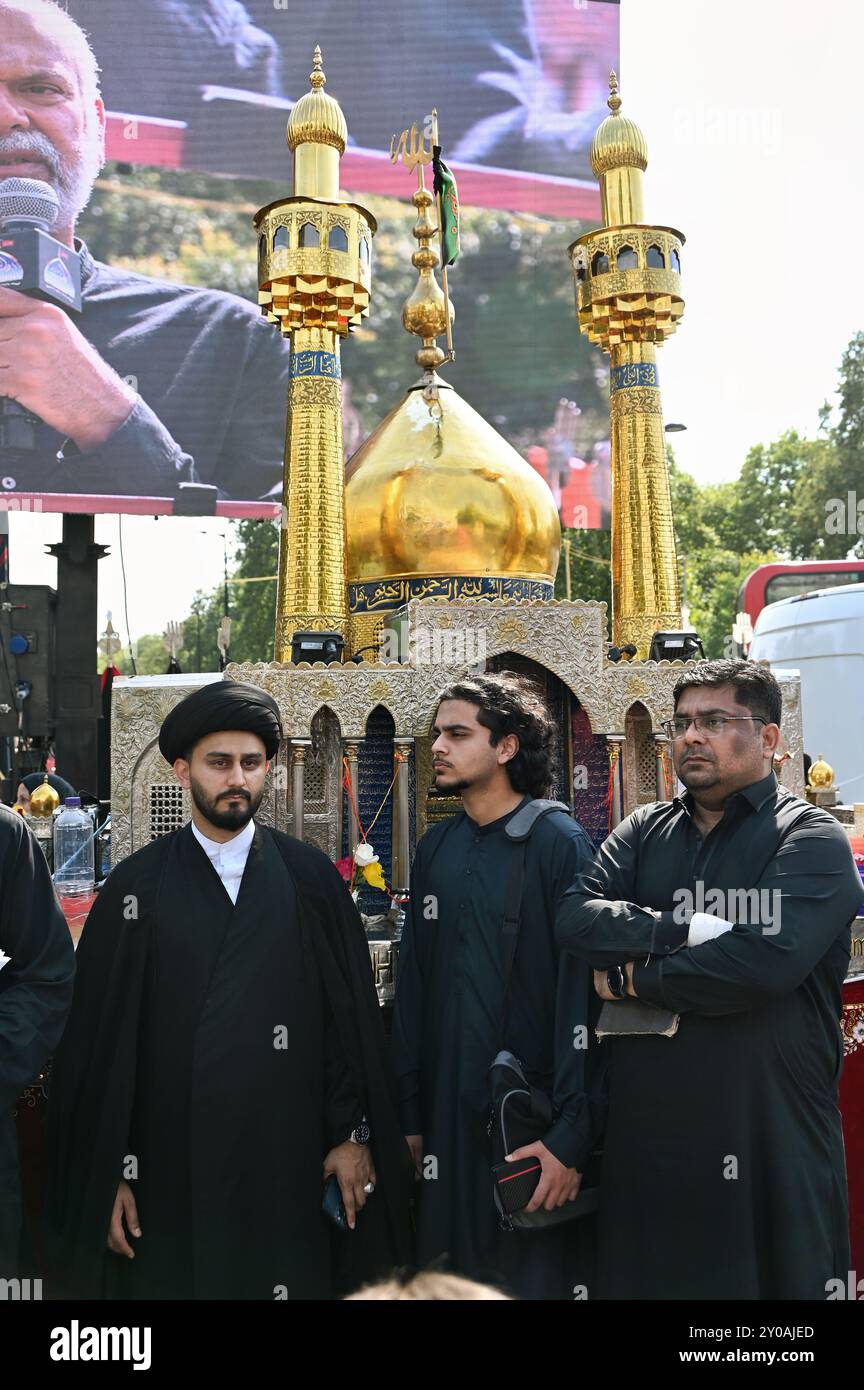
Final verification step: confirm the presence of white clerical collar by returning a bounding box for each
[190,816,256,862]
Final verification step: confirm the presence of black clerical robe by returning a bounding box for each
[556,773,864,1300]
[392,801,606,1298]
[46,823,412,1300]
[0,808,74,1279]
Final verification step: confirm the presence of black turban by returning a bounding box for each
[158,680,282,765]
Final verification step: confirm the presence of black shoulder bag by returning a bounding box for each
[487,799,601,1231]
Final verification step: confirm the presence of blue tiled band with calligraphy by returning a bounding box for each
[290,350,341,380]
[349,576,553,614]
[610,362,658,391]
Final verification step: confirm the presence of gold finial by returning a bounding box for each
[607,70,622,114]
[310,45,325,90]
[590,70,648,198]
[30,774,60,818]
[807,754,835,790]
[287,42,347,158]
[401,178,452,375]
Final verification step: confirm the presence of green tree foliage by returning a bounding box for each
[661,332,864,653]
[832,332,864,487]
[227,519,279,663]
[175,589,225,673]
[130,633,171,675]
[555,529,611,611]
[710,431,825,556]
[143,522,278,674]
[790,332,864,559]
[109,632,178,675]
[667,445,778,656]
[684,548,776,658]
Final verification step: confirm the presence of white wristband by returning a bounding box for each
[688,912,734,946]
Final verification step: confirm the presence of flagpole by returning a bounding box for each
[431,108,454,362]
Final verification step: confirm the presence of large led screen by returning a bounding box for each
[0,0,618,520]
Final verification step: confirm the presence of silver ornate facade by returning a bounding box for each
[110,599,806,864]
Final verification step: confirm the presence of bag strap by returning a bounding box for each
[500,836,528,986]
[497,799,570,1047]
[503,798,570,843]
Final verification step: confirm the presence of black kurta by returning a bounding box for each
[46,823,413,1300]
[556,773,864,1300]
[392,800,606,1298]
[0,809,74,1278]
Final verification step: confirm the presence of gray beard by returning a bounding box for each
[0,128,103,231]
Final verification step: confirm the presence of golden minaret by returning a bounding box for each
[569,72,684,657]
[254,47,375,660]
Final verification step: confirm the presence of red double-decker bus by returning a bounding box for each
[736,561,864,653]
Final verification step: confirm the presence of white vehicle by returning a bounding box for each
[748,582,864,802]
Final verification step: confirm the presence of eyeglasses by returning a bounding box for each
[661,715,768,740]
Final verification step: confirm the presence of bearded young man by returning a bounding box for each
[0,0,290,499]
[46,681,412,1300]
[556,660,863,1300]
[391,672,606,1299]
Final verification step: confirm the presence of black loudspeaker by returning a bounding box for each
[0,584,57,737]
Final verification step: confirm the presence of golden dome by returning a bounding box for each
[287,46,347,155]
[346,381,561,593]
[807,754,835,790]
[30,774,60,817]
[591,71,648,177]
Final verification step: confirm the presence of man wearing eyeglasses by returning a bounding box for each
[556,659,863,1300]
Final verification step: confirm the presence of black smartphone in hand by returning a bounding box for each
[322,1173,349,1231]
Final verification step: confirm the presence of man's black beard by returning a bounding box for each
[190,778,263,832]
[433,772,472,795]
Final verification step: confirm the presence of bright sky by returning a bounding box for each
[9,0,862,647]
[623,0,863,485]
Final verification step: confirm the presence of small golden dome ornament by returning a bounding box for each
[590,71,648,178]
[29,774,60,818]
[807,755,835,791]
[587,71,650,229]
[286,46,347,155]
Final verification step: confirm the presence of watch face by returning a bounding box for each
[607,966,625,998]
[353,1122,371,1145]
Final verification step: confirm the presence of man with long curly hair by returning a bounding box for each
[391,671,605,1298]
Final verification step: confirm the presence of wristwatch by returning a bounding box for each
[348,1117,371,1145]
[606,965,627,999]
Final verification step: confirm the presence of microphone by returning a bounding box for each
[0,177,82,452]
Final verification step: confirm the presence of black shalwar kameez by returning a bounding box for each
[556,773,864,1300]
[392,800,606,1299]
[0,809,74,1278]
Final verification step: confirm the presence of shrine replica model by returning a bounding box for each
[105,49,862,1271]
[109,54,806,892]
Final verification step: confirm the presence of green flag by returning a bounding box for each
[433,147,460,267]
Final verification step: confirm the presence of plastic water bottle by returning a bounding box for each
[53,796,95,897]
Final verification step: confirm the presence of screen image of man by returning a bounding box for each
[391,672,606,1299]
[45,680,412,1299]
[68,0,617,184]
[0,0,291,501]
[65,0,285,136]
[556,660,863,1300]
